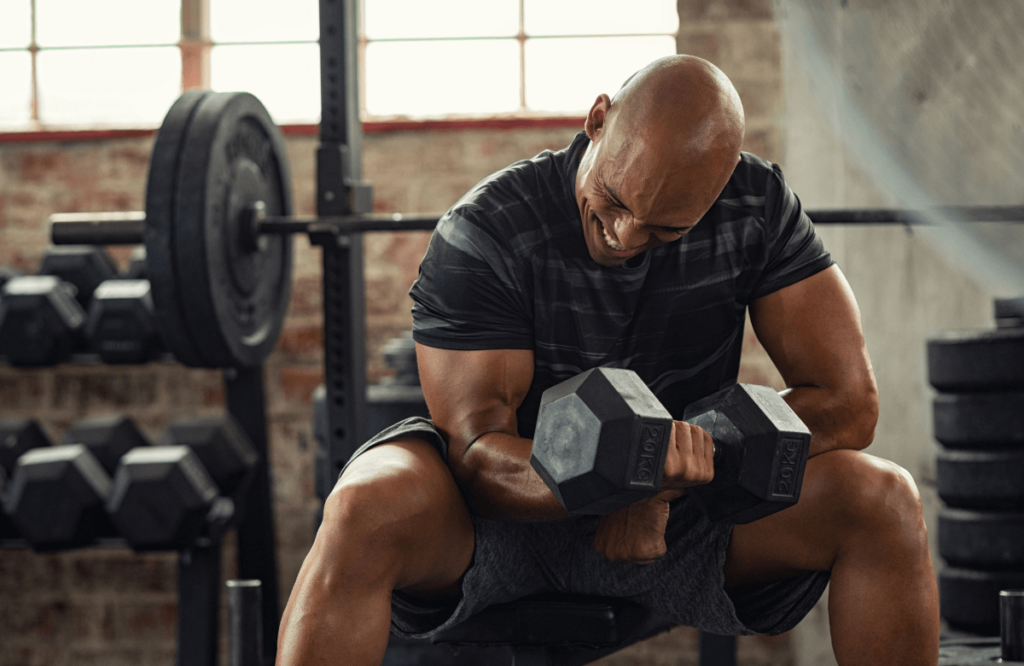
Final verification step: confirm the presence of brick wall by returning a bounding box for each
[0,5,791,663]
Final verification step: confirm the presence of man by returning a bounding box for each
[277,56,939,666]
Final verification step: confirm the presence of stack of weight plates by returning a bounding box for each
[929,298,1024,634]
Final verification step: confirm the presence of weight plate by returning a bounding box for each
[173,92,293,368]
[938,449,1024,509]
[933,393,1024,448]
[940,567,1024,631]
[144,91,210,367]
[939,508,1024,568]
[928,328,1024,392]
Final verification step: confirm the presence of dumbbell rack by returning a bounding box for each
[0,357,280,666]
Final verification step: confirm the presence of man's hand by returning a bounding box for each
[593,420,714,564]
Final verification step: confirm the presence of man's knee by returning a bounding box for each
[324,438,462,541]
[812,449,926,543]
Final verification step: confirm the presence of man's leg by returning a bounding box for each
[276,437,475,666]
[724,449,939,666]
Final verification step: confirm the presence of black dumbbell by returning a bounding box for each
[0,266,23,292]
[85,279,163,364]
[107,415,257,550]
[0,275,86,365]
[3,416,149,551]
[530,368,810,523]
[38,245,118,308]
[0,418,52,476]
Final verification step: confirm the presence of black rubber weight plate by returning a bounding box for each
[928,328,1024,392]
[940,567,1024,630]
[938,508,1024,568]
[933,392,1024,448]
[173,92,293,368]
[144,91,210,367]
[937,449,1024,509]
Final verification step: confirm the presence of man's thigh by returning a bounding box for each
[723,448,923,588]
[327,436,475,596]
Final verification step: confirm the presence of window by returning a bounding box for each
[0,0,182,129]
[363,0,679,117]
[0,0,678,130]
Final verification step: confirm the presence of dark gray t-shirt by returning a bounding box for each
[410,133,833,437]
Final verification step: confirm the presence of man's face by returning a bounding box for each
[574,111,739,267]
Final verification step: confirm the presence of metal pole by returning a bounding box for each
[176,542,222,666]
[1002,589,1024,662]
[227,579,264,666]
[225,365,281,664]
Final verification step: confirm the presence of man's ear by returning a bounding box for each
[584,94,612,141]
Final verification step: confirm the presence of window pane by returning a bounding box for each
[525,36,675,113]
[0,51,33,127]
[0,0,32,49]
[36,0,180,47]
[212,0,319,42]
[365,40,520,117]
[525,0,678,36]
[37,47,181,126]
[365,0,518,39]
[211,44,320,124]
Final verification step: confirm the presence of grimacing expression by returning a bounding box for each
[576,131,738,268]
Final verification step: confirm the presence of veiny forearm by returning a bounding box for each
[450,430,567,520]
[781,381,878,457]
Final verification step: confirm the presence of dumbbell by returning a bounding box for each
[38,245,118,308]
[107,415,257,550]
[85,279,163,364]
[0,419,52,539]
[2,416,149,551]
[0,275,86,365]
[530,368,811,523]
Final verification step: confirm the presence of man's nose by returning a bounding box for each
[613,216,647,249]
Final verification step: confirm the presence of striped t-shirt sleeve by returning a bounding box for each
[410,211,534,351]
[748,164,834,300]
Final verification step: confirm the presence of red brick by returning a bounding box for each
[67,551,177,594]
[112,601,177,640]
[52,371,158,410]
[676,30,720,63]
[18,150,67,184]
[288,275,323,317]
[278,324,324,355]
[677,0,773,21]
[0,550,65,594]
[0,371,45,408]
[278,366,323,403]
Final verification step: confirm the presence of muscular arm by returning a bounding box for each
[750,264,879,457]
[417,345,567,520]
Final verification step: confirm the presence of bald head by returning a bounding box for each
[602,55,744,170]
[574,56,746,266]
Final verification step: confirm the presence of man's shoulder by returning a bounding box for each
[719,152,777,201]
[440,136,583,253]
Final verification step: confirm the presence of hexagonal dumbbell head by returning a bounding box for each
[0,276,86,366]
[0,418,52,476]
[683,384,810,524]
[38,245,118,307]
[531,368,673,515]
[85,279,162,364]
[3,444,113,551]
[124,246,147,280]
[157,416,258,498]
[0,464,16,539]
[60,415,151,475]
[107,445,223,551]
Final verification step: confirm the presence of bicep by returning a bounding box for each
[417,344,535,462]
[749,265,871,389]
[749,265,878,450]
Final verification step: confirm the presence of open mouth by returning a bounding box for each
[602,223,626,251]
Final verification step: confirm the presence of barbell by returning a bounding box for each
[48,90,441,370]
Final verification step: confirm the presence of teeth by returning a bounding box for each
[603,225,626,251]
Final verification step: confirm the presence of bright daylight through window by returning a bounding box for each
[0,0,677,130]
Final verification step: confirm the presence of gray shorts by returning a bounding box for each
[342,418,830,639]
